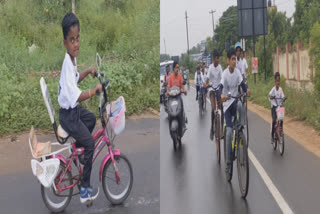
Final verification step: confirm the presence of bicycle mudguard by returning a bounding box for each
[99,149,121,181]
[49,154,67,165]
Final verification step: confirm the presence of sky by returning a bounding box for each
[160,0,295,56]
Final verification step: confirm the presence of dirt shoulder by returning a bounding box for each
[248,101,320,157]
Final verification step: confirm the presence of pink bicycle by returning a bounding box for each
[30,55,133,213]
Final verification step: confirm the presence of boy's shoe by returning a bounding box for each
[80,186,99,203]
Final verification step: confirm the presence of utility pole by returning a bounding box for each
[72,0,75,14]
[209,10,216,37]
[185,11,190,55]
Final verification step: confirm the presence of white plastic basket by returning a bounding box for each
[277,107,285,121]
[106,96,126,135]
[31,158,60,188]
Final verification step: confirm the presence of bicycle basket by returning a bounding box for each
[277,107,285,121]
[106,96,126,135]
[31,158,60,188]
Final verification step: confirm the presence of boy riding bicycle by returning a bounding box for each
[195,66,205,101]
[58,13,102,203]
[220,48,251,178]
[205,50,224,141]
[268,72,285,143]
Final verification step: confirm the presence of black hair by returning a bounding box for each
[173,61,179,69]
[62,13,80,40]
[227,48,236,59]
[213,49,220,58]
[274,72,280,80]
[236,46,242,52]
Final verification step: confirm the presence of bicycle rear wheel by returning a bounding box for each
[41,161,73,213]
[237,133,249,198]
[102,154,133,205]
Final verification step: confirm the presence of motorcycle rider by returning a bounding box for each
[166,61,187,140]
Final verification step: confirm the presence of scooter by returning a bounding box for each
[167,86,187,151]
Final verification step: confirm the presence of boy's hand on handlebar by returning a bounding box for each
[247,89,251,97]
[221,95,227,102]
[90,67,97,77]
[95,84,102,95]
[183,90,187,95]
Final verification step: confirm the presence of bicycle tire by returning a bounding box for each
[102,154,133,205]
[279,130,285,156]
[245,99,249,147]
[237,133,249,198]
[272,128,277,151]
[223,127,227,163]
[41,161,73,213]
[215,112,221,164]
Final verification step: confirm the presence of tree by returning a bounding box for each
[213,6,238,53]
[292,0,320,46]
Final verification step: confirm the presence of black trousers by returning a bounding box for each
[196,85,200,99]
[59,105,96,188]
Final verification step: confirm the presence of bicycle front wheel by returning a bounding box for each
[237,133,249,198]
[279,130,285,156]
[102,153,133,205]
[244,99,249,147]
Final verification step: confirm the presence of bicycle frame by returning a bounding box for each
[53,125,120,195]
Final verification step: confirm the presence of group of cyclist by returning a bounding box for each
[165,41,286,175]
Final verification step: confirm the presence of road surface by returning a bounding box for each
[160,86,320,214]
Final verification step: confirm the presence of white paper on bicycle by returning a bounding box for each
[31,158,60,188]
[106,96,126,135]
[40,77,55,124]
[277,107,285,121]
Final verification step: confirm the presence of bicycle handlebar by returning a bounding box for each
[207,84,221,91]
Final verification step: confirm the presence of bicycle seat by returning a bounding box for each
[57,125,69,139]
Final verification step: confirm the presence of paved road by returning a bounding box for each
[0,119,159,214]
[160,86,320,214]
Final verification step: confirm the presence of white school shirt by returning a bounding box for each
[58,53,81,109]
[236,58,246,78]
[207,63,222,90]
[268,86,285,107]
[220,67,243,112]
[242,58,248,74]
[194,72,205,86]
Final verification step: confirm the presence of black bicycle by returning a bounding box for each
[223,93,249,198]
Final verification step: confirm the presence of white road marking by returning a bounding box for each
[248,149,294,214]
[190,85,294,214]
